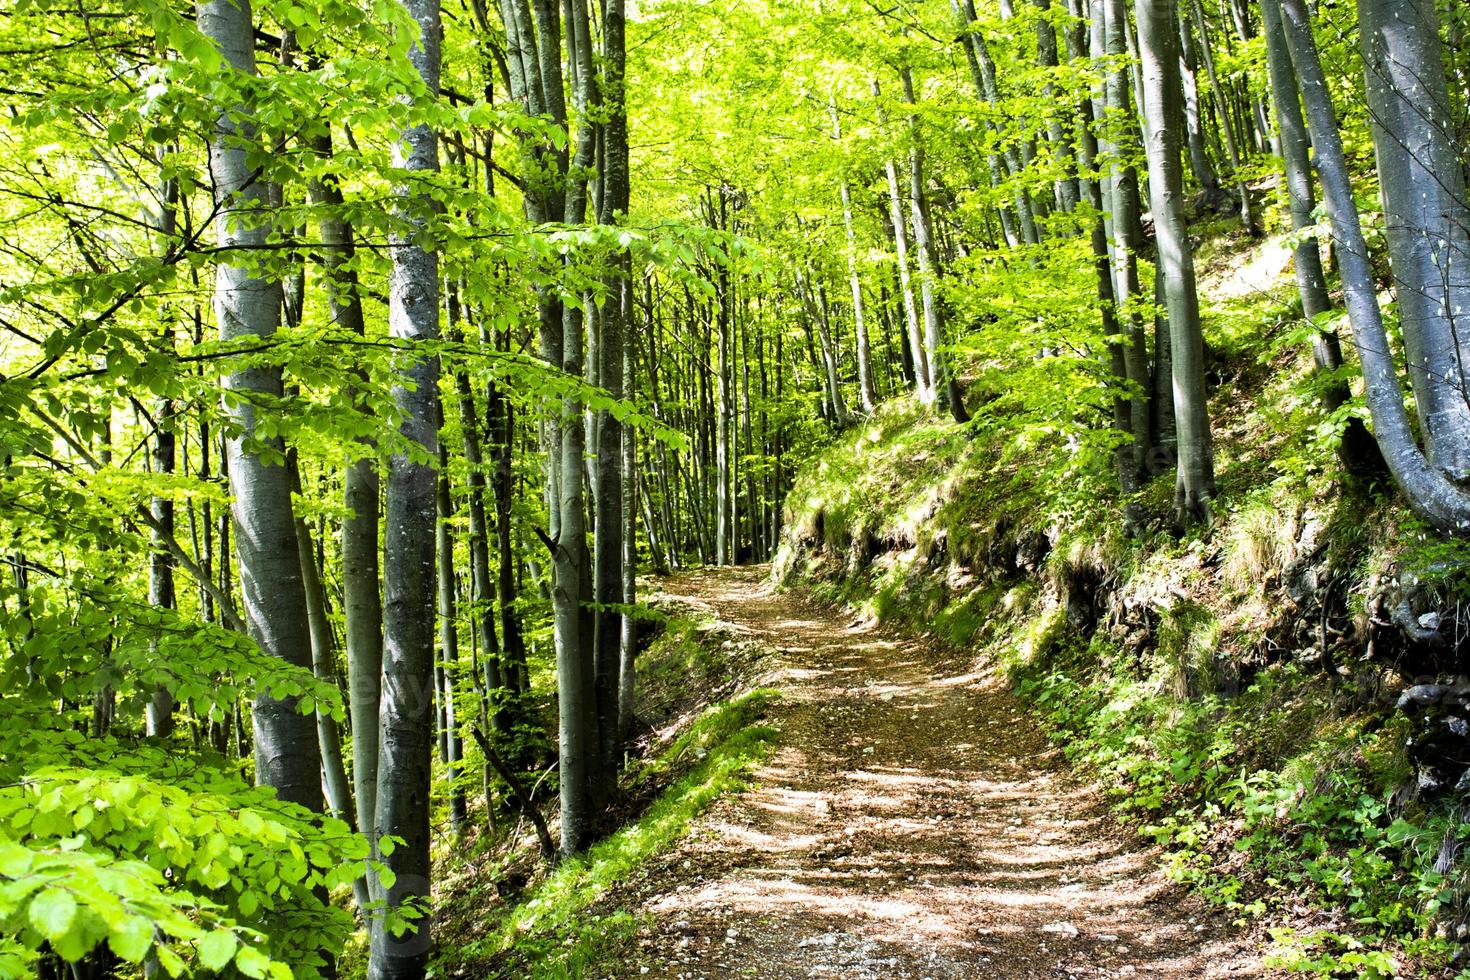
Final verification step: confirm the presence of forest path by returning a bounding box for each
[608,565,1268,979]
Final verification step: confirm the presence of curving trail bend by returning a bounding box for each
[608,566,1270,979]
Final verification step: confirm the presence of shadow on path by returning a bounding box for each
[610,566,1267,979]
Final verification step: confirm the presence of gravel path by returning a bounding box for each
[607,566,1270,979]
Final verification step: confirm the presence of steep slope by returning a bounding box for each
[774,230,1470,976]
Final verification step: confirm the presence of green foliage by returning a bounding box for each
[444,688,779,977]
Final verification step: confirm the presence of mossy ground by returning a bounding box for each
[430,608,779,979]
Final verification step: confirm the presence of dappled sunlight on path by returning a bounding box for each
[609,566,1266,979]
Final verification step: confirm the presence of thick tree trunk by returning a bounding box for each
[1357,0,1470,481]
[370,0,443,973]
[1280,0,1470,533]
[197,0,322,812]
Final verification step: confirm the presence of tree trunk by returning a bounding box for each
[902,67,969,424]
[435,445,468,836]
[197,0,322,812]
[1136,0,1216,523]
[833,101,878,412]
[145,391,176,738]
[308,126,384,863]
[1357,0,1470,481]
[370,0,443,972]
[1103,0,1153,490]
[1279,0,1470,533]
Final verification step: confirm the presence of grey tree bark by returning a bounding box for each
[901,67,969,425]
[435,444,468,836]
[370,0,443,973]
[1136,0,1216,522]
[832,102,877,413]
[596,0,633,783]
[875,78,933,404]
[197,0,322,811]
[308,127,383,865]
[1357,0,1470,481]
[1102,0,1153,490]
[1280,0,1470,534]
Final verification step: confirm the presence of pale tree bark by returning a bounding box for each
[901,68,969,424]
[1357,0,1470,481]
[287,457,371,913]
[197,0,322,811]
[1259,0,1382,478]
[370,0,443,972]
[831,101,877,413]
[1280,0,1470,533]
[875,79,933,403]
[1185,0,1256,232]
[955,1,1042,246]
[1033,0,1081,215]
[308,126,383,862]
[1136,0,1216,522]
[1176,10,1222,200]
[1102,0,1152,490]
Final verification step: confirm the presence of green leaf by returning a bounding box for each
[28,888,77,942]
[235,944,271,979]
[107,915,154,964]
[156,945,185,977]
[197,930,237,971]
[237,889,259,917]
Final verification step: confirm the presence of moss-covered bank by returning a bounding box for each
[774,243,1470,976]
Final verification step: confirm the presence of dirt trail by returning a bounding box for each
[610,566,1268,979]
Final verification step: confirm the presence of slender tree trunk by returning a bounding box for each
[1103,0,1153,489]
[145,390,177,738]
[901,68,968,424]
[1033,0,1081,214]
[832,102,878,412]
[875,87,933,403]
[308,126,384,866]
[1176,9,1222,199]
[435,445,468,836]
[1187,0,1257,233]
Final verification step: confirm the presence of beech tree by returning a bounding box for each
[199,0,323,811]
[1135,0,1215,522]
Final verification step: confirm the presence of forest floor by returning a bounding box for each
[593,565,1274,979]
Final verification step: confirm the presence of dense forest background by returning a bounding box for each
[4,0,1470,975]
